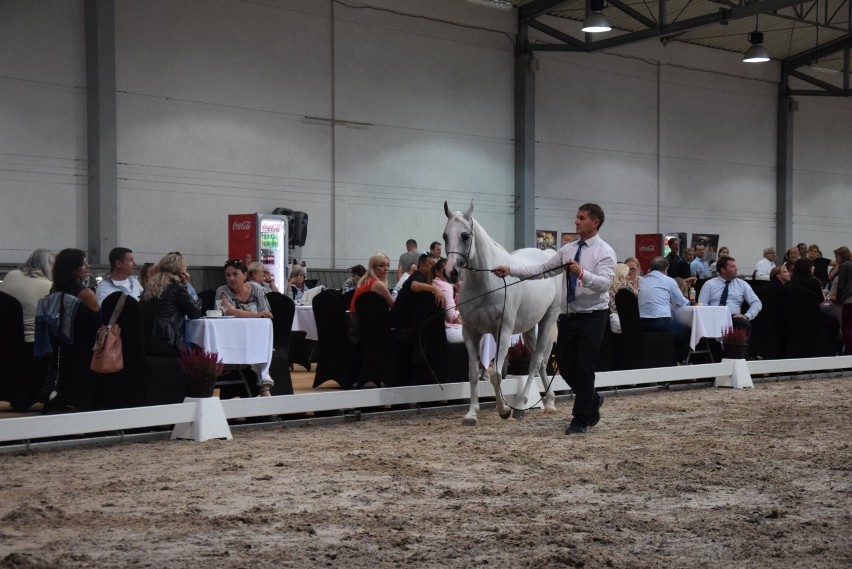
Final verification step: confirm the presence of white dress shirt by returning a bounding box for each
[638,270,689,319]
[753,257,774,281]
[510,233,616,314]
[697,276,762,320]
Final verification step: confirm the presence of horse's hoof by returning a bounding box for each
[542,406,558,414]
[499,410,511,420]
[462,417,477,427]
[512,409,526,420]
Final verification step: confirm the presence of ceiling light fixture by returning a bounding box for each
[582,0,611,33]
[743,16,769,63]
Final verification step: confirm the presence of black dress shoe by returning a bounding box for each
[565,423,588,435]
[589,393,605,427]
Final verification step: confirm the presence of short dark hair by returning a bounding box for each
[715,255,734,272]
[108,247,133,270]
[417,253,431,266]
[579,203,605,229]
[649,256,669,272]
[406,239,417,248]
[349,264,366,278]
[430,241,441,251]
[668,238,679,247]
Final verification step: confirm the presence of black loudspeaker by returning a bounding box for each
[272,208,296,246]
[293,211,308,247]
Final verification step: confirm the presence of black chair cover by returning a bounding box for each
[198,289,216,312]
[96,292,149,409]
[354,291,403,387]
[614,289,677,369]
[265,291,295,395]
[312,290,355,388]
[785,287,837,358]
[0,291,44,411]
[43,297,99,413]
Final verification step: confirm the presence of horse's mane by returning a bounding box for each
[470,217,510,257]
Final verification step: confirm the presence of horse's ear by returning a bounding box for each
[463,200,473,220]
[444,201,451,219]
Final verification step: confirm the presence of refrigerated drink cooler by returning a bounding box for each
[228,213,288,288]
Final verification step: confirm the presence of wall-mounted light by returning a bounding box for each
[582,0,611,33]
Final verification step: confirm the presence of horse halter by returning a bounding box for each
[445,215,481,273]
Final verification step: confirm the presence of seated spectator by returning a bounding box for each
[216,259,273,318]
[608,263,633,314]
[807,244,831,285]
[287,266,309,303]
[349,253,395,312]
[390,253,444,330]
[0,248,54,344]
[698,256,762,353]
[831,246,852,354]
[788,257,840,347]
[753,247,776,281]
[341,264,366,294]
[247,262,279,293]
[139,262,156,290]
[624,257,642,281]
[95,247,143,305]
[674,277,690,299]
[638,256,691,361]
[139,253,203,357]
[683,247,695,264]
[393,262,416,298]
[784,246,800,263]
[51,248,101,315]
[431,258,463,344]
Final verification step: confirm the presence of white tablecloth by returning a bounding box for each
[293,305,318,341]
[479,333,523,368]
[672,305,733,350]
[185,318,273,381]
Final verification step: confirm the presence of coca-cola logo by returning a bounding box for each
[638,244,656,253]
[261,222,278,233]
[232,220,252,231]
[638,238,658,257]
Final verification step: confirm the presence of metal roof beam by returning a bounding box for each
[526,18,590,50]
[786,32,852,68]
[608,0,658,28]
[519,0,571,22]
[789,68,848,95]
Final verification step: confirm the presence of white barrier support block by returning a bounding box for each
[171,397,233,441]
[715,358,754,389]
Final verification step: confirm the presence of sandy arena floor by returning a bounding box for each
[1,376,850,568]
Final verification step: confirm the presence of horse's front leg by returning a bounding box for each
[539,360,557,413]
[492,334,512,420]
[462,337,481,426]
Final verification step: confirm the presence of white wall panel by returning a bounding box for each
[0,0,86,262]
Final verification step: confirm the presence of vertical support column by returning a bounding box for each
[513,26,536,250]
[776,81,795,255]
[85,0,118,265]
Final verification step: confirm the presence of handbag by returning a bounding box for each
[91,293,127,374]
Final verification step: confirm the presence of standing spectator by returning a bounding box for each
[831,246,852,354]
[95,247,142,304]
[665,238,691,280]
[690,243,711,279]
[396,239,420,282]
[753,247,777,281]
[807,244,831,285]
[429,241,443,257]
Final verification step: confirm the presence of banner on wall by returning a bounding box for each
[634,233,662,273]
[690,233,721,263]
[663,232,688,257]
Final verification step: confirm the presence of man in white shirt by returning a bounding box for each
[393,262,416,297]
[638,257,691,362]
[493,203,616,435]
[95,247,143,305]
[753,247,776,281]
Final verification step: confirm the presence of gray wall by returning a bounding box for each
[1,0,850,275]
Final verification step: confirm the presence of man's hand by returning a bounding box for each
[432,286,445,307]
[492,265,510,278]
[565,259,582,277]
[684,277,697,285]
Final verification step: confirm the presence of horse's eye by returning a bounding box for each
[442,233,447,242]
[461,232,470,241]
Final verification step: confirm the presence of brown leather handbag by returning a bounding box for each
[91,293,127,374]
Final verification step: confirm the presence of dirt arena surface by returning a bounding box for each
[1,376,850,568]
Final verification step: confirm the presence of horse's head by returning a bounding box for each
[442,200,474,284]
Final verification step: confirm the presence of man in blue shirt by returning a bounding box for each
[698,256,762,356]
[690,243,711,279]
[638,257,691,362]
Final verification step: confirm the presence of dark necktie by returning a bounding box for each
[719,280,731,306]
[566,240,587,303]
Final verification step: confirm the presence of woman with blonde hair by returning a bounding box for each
[349,252,394,311]
[139,253,203,356]
[247,261,279,292]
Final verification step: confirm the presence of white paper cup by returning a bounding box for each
[206,310,222,317]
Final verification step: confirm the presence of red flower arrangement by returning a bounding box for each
[179,347,224,379]
[721,326,749,346]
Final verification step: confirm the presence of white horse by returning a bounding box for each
[443,201,563,426]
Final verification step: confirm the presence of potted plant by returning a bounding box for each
[721,326,749,359]
[506,336,532,375]
[179,347,224,398]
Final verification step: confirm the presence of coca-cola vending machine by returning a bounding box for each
[634,233,662,274]
[228,213,288,288]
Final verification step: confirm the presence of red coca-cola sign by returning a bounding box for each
[230,215,254,241]
[634,234,662,273]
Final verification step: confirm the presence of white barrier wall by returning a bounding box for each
[0,0,849,269]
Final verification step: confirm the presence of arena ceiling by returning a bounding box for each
[476,0,852,96]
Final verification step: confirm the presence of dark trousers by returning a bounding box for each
[557,310,607,428]
[641,317,691,362]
